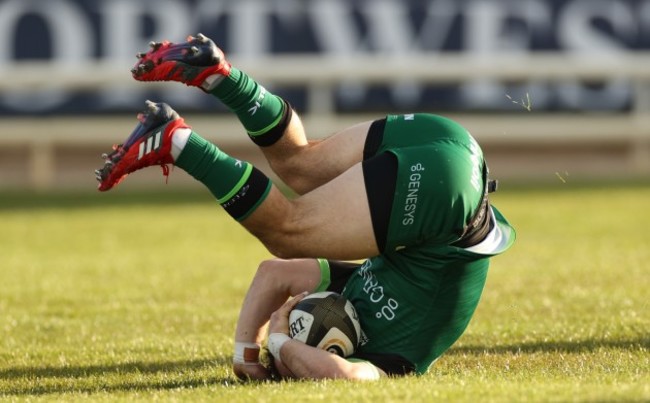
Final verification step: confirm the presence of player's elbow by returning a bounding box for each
[342,362,383,381]
[306,360,382,381]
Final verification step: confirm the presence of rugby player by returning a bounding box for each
[95,33,515,380]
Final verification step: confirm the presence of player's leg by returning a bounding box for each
[96,102,384,259]
[131,34,368,194]
[166,113,378,259]
[232,258,322,380]
[205,69,371,194]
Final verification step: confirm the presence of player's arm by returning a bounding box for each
[268,293,385,381]
[273,337,383,380]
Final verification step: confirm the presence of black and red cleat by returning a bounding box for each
[95,101,190,191]
[131,33,231,88]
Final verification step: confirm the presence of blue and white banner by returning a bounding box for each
[1,0,649,114]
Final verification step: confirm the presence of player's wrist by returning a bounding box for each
[233,341,261,365]
[267,333,291,362]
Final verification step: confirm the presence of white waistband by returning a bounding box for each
[464,207,512,255]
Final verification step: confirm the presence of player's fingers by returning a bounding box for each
[281,291,308,312]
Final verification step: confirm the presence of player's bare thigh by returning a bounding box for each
[264,116,373,195]
[243,162,378,261]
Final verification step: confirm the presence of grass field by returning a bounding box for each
[1,183,648,402]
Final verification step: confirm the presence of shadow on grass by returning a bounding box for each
[448,335,650,356]
[0,357,247,396]
[0,189,214,212]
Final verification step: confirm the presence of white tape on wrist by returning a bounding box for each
[267,333,291,362]
[233,342,261,365]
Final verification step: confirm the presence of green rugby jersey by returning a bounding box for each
[343,114,515,373]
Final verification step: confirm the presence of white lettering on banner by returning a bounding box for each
[308,0,459,106]
[460,0,552,109]
[555,0,633,110]
[0,0,92,111]
[0,0,648,112]
[357,0,455,106]
[98,0,202,109]
[229,0,273,58]
[460,0,634,110]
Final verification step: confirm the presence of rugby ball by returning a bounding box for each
[288,291,361,357]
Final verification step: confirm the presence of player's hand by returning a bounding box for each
[268,291,308,335]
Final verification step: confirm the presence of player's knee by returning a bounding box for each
[270,156,312,195]
[265,244,296,260]
[257,226,306,259]
[255,259,286,284]
[248,203,308,258]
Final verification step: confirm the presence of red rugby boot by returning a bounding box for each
[131,33,231,89]
[95,101,190,191]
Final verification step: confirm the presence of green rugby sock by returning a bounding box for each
[210,68,288,144]
[175,132,271,221]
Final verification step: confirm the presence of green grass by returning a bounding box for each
[1,183,648,402]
